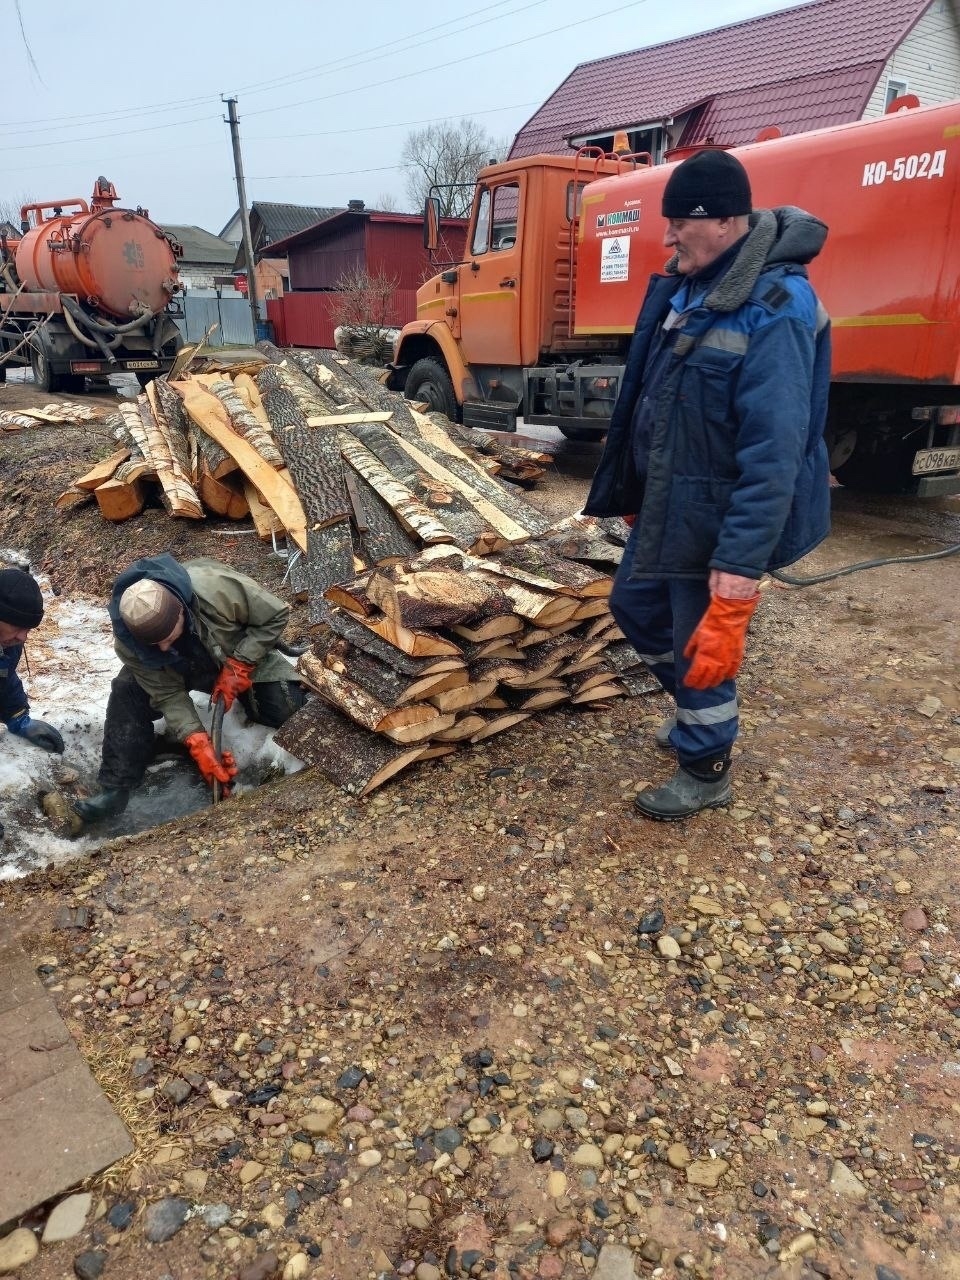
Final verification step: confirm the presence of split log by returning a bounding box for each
[74,447,131,491]
[338,435,456,546]
[256,348,344,419]
[307,630,467,705]
[174,379,307,552]
[161,378,234,480]
[304,525,358,622]
[307,411,393,427]
[431,715,485,742]
[571,597,613,621]
[351,421,490,551]
[260,383,350,529]
[55,488,93,511]
[273,696,454,797]
[94,476,146,521]
[297,651,451,740]
[468,711,530,743]
[351,612,464,659]
[619,669,661,696]
[287,347,365,408]
[566,666,618,696]
[380,430,533,545]
[243,480,285,539]
[478,577,580,629]
[367,566,506,631]
[428,679,498,714]
[501,685,570,712]
[145,379,194,487]
[345,469,419,566]
[317,602,463,676]
[209,377,284,468]
[490,541,612,597]
[450,614,524,642]
[603,640,648,674]
[569,683,626,705]
[325,571,374,616]
[123,395,202,518]
[198,464,249,519]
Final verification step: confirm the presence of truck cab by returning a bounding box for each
[387,152,638,438]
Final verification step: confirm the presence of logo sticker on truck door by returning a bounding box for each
[600,236,630,282]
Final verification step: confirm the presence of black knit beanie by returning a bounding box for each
[0,568,43,629]
[662,150,752,219]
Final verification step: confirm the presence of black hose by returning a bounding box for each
[770,540,960,586]
[61,294,155,337]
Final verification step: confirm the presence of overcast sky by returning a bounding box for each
[5,0,806,233]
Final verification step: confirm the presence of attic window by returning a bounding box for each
[885,78,909,108]
[577,124,664,162]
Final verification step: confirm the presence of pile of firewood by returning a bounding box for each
[59,345,550,535]
[56,339,655,793]
[273,532,657,796]
[1,400,108,432]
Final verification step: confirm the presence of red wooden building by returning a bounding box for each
[264,203,468,350]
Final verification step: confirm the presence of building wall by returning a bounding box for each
[862,0,960,117]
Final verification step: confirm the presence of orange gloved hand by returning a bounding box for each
[682,593,760,690]
[211,657,256,711]
[623,514,636,527]
[185,730,238,793]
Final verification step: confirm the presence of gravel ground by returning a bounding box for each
[1,376,959,1280]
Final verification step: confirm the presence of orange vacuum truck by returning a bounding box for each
[0,177,183,394]
[388,97,960,496]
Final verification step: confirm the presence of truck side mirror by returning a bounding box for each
[423,196,441,251]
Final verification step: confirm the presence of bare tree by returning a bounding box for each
[0,194,35,230]
[402,118,508,218]
[374,190,405,213]
[328,266,401,366]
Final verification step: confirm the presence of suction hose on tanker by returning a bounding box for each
[769,540,960,587]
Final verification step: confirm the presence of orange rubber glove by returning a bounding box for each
[211,657,255,711]
[185,730,238,793]
[624,514,636,527]
[682,593,760,690]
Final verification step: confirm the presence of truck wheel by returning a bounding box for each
[404,357,458,421]
[30,346,62,394]
[831,431,914,493]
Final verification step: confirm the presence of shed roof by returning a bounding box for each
[160,224,237,265]
[266,209,467,255]
[251,202,343,243]
[510,0,933,156]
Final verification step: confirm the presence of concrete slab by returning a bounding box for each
[0,920,132,1227]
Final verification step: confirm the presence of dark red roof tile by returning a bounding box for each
[510,0,932,156]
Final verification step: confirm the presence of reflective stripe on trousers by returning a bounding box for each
[609,551,739,765]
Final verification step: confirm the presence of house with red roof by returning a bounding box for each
[510,0,960,161]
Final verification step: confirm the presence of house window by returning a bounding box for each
[579,124,665,162]
[885,78,909,109]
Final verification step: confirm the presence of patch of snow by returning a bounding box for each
[1,566,303,880]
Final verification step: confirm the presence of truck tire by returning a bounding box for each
[404,357,458,421]
[30,346,62,394]
[831,430,915,493]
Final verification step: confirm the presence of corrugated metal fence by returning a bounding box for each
[175,293,256,346]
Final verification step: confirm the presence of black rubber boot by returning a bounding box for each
[73,788,130,825]
[634,756,731,821]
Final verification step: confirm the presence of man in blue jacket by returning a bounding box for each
[584,149,831,820]
[1,568,64,838]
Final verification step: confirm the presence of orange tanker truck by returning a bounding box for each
[0,177,183,394]
[388,97,960,496]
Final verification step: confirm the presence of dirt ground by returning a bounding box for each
[1,371,959,1280]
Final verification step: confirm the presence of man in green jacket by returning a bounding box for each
[75,554,304,824]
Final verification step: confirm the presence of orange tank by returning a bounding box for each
[15,177,179,320]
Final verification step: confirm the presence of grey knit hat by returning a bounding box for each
[119,580,182,644]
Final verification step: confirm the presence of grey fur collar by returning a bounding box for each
[664,209,778,312]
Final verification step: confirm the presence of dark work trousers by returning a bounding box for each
[98,663,305,790]
[610,538,739,768]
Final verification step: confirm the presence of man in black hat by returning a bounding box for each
[1,568,64,836]
[585,148,832,819]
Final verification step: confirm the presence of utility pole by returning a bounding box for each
[223,96,261,341]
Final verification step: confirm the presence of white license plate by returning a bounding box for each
[912,446,960,476]
[125,360,160,370]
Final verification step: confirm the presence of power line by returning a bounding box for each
[243,0,650,118]
[0,0,534,136]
